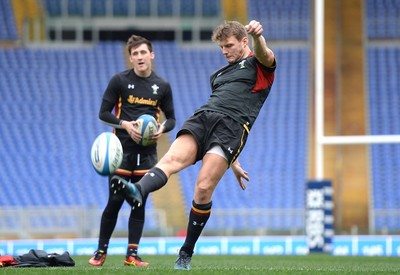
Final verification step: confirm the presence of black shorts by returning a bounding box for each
[177,111,249,164]
[115,150,158,177]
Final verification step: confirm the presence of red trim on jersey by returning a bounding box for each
[114,97,122,117]
[156,108,161,123]
[247,52,275,93]
[113,97,122,135]
[252,63,274,93]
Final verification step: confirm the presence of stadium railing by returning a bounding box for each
[0,206,168,239]
[0,206,307,239]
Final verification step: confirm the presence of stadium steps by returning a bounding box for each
[311,0,369,231]
[11,0,45,40]
[337,0,369,230]
[221,0,247,23]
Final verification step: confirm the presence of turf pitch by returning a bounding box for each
[3,254,400,274]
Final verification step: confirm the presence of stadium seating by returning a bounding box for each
[367,46,400,231]
[0,0,310,234]
[0,43,148,229]
[365,0,400,232]
[366,0,400,39]
[90,0,107,16]
[248,0,310,40]
[43,0,62,16]
[0,0,18,40]
[2,0,399,235]
[112,0,128,16]
[0,40,309,233]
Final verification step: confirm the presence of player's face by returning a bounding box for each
[129,43,154,77]
[218,36,248,64]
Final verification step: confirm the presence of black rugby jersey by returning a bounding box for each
[196,53,275,131]
[101,69,175,151]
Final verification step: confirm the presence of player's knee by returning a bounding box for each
[195,181,214,201]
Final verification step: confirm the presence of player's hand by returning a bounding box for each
[123,120,142,144]
[151,123,164,141]
[245,20,263,38]
[231,160,250,190]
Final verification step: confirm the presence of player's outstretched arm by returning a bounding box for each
[245,20,275,68]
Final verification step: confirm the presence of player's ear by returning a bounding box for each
[150,51,155,60]
[242,36,249,47]
[128,54,134,64]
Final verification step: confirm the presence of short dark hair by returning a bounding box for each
[126,35,153,54]
[212,21,247,43]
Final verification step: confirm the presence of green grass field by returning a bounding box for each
[2,254,400,274]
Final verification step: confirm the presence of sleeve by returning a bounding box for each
[160,82,176,133]
[98,99,121,127]
[160,82,176,121]
[101,74,121,105]
[98,74,124,128]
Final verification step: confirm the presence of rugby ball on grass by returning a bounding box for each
[136,114,158,146]
[91,132,123,175]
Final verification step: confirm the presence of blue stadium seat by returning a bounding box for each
[113,0,128,16]
[180,0,195,16]
[43,0,62,16]
[136,0,150,16]
[202,0,220,17]
[366,0,400,39]
[0,0,18,40]
[248,0,310,40]
[91,0,106,16]
[68,0,84,16]
[157,0,174,16]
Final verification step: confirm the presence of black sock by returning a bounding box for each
[181,200,212,256]
[136,167,168,197]
[98,239,109,254]
[98,214,120,254]
[128,218,144,249]
[126,244,138,256]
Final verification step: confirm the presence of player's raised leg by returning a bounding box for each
[112,134,198,205]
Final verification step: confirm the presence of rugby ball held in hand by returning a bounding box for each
[136,114,158,146]
[91,132,123,175]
